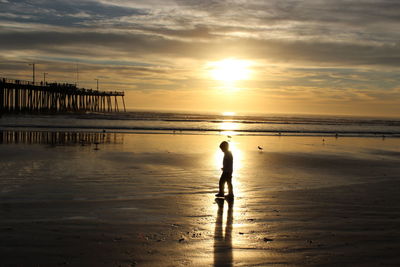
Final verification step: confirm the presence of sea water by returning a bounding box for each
[0,111,399,136]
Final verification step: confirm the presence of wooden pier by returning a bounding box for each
[0,78,126,113]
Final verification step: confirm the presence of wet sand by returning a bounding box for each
[1,132,400,266]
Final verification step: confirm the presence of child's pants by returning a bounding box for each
[218,172,233,195]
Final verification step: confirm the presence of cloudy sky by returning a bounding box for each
[1,0,399,116]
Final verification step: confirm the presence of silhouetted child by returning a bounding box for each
[215,141,234,198]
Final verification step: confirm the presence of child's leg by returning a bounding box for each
[227,176,233,196]
[218,174,225,194]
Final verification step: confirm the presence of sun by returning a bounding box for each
[209,58,252,83]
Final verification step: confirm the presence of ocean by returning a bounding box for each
[0,111,399,137]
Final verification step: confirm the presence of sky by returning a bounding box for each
[0,0,399,117]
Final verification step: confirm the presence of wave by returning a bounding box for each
[75,111,400,124]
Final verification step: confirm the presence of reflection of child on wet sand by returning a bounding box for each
[215,141,234,198]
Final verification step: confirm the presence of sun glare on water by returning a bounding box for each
[222,111,236,116]
[209,59,252,83]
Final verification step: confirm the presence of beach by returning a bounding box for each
[1,131,400,266]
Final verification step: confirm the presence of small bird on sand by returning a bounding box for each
[227,135,232,138]
[94,141,100,150]
[258,146,263,150]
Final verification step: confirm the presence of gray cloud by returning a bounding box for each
[1,29,399,68]
[0,0,147,27]
[2,0,400,44]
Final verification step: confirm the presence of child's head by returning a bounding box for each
[219,141,229,152]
